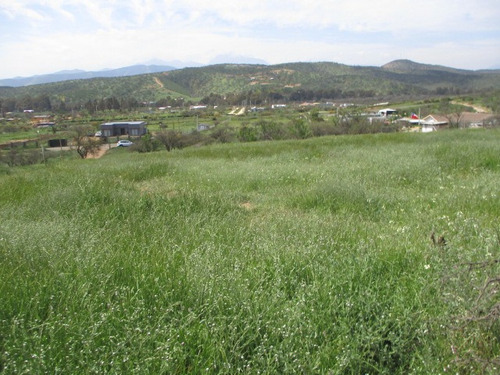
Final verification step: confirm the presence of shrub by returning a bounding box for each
[291,118,312,139]
[155,130,184,151]
[310,122,338,137]
[130,134,161,153]
[210,126,236,143]
[238,125,259,142]
[0,148,67,167]
[257,120,288,141]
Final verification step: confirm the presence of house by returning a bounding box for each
[250,106,266,112]
[35,122,55,128]
[100,121,147,137]
[421,115,448,132]
[31,115,53,127]
[449,112,497,128]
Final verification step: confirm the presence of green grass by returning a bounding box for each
[0,128,43,144]
[1,129,500,373]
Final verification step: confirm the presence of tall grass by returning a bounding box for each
[1,129,500,373]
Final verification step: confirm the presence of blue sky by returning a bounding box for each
[1,0,499,79]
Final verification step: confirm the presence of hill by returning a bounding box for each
[1,60,500,107]
[381,59,471,74]
[0,64,176,87]
[2,130,500,373]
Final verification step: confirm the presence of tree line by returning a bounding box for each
[199,88,379,106]
[1,94,194,116]
[1,94,53,113]
[1,86,495,117]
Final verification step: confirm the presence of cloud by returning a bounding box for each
[0,0,44,21]
[0,0,499,78]
[154,0,500,33]
[5,0,498,32]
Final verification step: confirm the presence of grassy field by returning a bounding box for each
[0,108,269,146]
[1,129,500,373]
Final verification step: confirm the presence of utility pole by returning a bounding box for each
[37,130,46,164]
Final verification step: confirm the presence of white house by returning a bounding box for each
[420,115,448,132]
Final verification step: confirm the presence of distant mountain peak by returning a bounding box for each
[53,69,87,75]
[382,59,470,74]
[209,54,268,66]
[382,59,432,72]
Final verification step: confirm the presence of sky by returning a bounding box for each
[1,0,499,79]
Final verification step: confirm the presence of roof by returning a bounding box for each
[421,115,448,125]
[397,117,421,124]
[102,121,146,126]
[453,112,495,124]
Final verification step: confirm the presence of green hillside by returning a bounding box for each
[1,130,500,373]
[1,60,500,107]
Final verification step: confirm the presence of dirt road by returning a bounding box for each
[153,76,164,88]
[451,101,490,113]
[45,143,114,159]
[87,144,113,159]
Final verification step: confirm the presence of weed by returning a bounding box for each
[1,129,499,373]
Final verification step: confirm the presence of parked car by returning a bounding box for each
[117,140,133,147]
[95,131,102,137]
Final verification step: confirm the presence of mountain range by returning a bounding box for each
[0,55,269,88]
[0,64,178,87]
[1,60,499,106]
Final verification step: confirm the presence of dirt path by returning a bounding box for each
[87,144,112,159]
[48,144,112,159]
[153,76,164,89]
[452,101,489,113]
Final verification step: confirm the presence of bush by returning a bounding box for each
[238,125,259,142]
[257,120,289,141]
[130,134,160,153]
[0,148,66,167]
[291,118,312,139]
[181,131,210,148]
[210,126,236,143]
[155,130,184,151]
[310,122,339,137]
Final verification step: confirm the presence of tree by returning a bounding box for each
[16,95,33,111]
[56,100,67,113]
[258,120,287,141]
[1,98,16,114]
[104,97,120,110]
[310,109,324,122]
[72,125,102,159]
[210,126,236,143]
[131,133,159,153]
[33,94,52,111]
[155,130,184,151]
[238,125,259,142]
[292,118,312,139]
[446,111,464,129]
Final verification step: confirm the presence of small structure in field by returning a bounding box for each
[100,121,147,137]
[197,123,213,131]
[31,115,54,128]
